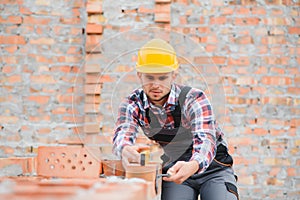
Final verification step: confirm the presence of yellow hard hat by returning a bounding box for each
[136,38,178,73]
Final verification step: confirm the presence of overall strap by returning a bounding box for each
[139,91,161,127]
[171,86,192,127]
[178,86,192,107]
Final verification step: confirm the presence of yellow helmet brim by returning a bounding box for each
[136,64,178,73]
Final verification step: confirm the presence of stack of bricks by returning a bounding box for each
[84,0,109,152]
[0,0,299,199]
[0,176,152,200]
[0,145,163,199]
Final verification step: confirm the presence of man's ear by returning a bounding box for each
[172,70,178,80]
[137,72,142,80]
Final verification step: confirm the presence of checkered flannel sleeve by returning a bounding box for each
[184,90,217,174]
[112,100,140,158]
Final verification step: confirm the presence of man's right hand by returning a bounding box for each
[121,145,150,166]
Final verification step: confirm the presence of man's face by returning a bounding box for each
[137,72,177,106]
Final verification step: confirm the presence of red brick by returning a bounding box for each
[211,56,226,64]
[226,96,246,104]
[264,158,291,166]
[266,177,284,186]
[102,159,125,176]
[138,6,154,14]
[0,145,15,155]
[234,7,251,15]
[154,3,170,13]
[37,146,101,178]
[13,184,80,197]
[30,37,55,45]
[194,56,212,64]
[85,64,101,73]
[228,137,257,146]
[0,16,22,24]
[29,115,51,122]
[86,2,102,14]
[288,87,300,95]
[234,17,260,25]
[58,95,83,104]
[86,24,103,34]
[237,175,255,185]
[36,127,52,134]
[228,57,250,66]
[27,54,53,64]
[27,96,50,104]
[85,94,102,104]
[205,44,217,52]
[155,13,170,23]
[270,46,285,55]
[6,75,22,83]
[0,35,26,44]
[266,0,294,5]
[288,27,300,34]
[155,0,171,2]
[23,16,51,24]
[88,14,106,24]
[0,157,36,175]
[72,0,85,8]
[30,75,56,84]
[86,35,102,48]
[252,128,269,136]
[261,36,287,44]
[270,67,285,74]
[234,156,259,165]
[84,84,102,94]
[262,97,293,106]
[4,46,18,54]
[0,0,23,4]
[252,7,267,15]
[263,17,288,25]
[271,8,285,15]
[83,123,100,133]
[209,16,227,24]
[59,17,81,25]
[58,136,84,145]
[220,7,234,15]
[287,168,296,176]
[261,76,292,85]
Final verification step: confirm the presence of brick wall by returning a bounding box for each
[1,0,300,199]
[0,0,86,155]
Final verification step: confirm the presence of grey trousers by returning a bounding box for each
[161,167,239,200]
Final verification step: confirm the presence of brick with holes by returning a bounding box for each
[37,146,102,178]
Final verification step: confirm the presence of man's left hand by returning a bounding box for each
[163,160,199,184]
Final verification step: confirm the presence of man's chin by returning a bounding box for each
[149,96,161,102]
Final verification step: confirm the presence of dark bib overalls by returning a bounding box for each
[139,86,239,200]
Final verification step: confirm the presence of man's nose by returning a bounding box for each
[152,82,160,88]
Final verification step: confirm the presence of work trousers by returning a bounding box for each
[161,167,239,200]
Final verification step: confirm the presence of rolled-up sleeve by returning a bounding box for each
[185,91,217,174]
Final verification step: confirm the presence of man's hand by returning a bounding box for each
[121,145,150,166]
[163,160,199,184]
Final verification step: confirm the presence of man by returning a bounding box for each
[113,38,239,200]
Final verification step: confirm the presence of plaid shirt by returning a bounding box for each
[112,84,226,174]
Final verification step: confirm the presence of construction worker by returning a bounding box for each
[113,38,239,200]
